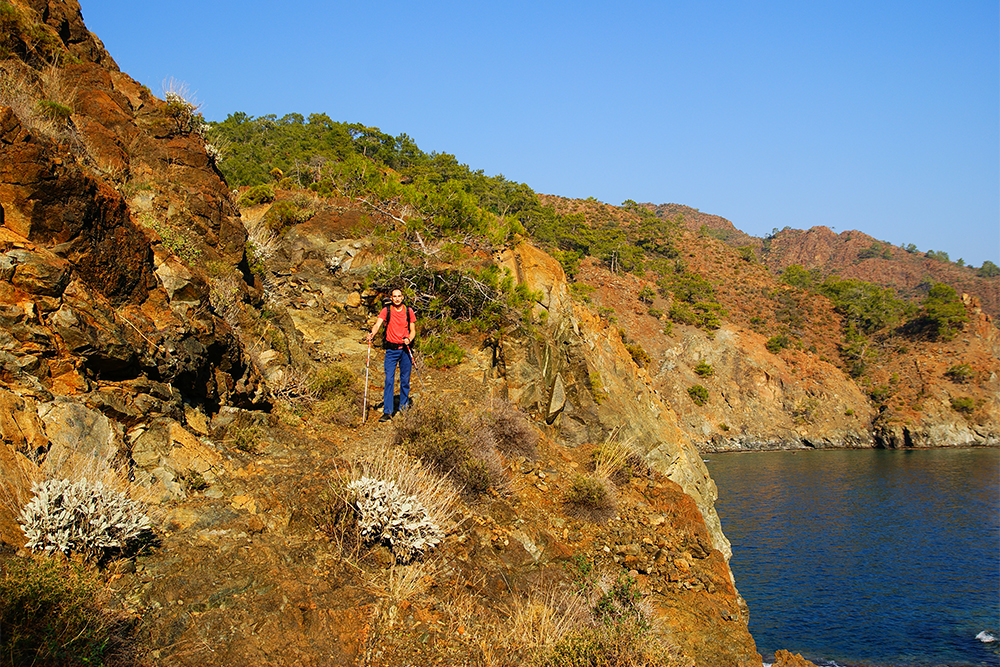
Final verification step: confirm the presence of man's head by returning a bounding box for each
[390,288,404,305]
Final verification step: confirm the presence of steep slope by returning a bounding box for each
[0,2,765,665]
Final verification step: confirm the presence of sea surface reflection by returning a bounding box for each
[706,447,1000,667]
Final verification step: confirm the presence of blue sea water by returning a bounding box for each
[706,448,1000,667]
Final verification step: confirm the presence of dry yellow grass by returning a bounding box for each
[592,427,637,481]
[350,442,460,533]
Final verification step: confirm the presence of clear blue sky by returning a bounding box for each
[81,0,998,266]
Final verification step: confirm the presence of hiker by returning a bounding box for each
[366,288,416,422]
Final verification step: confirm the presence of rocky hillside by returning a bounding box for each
[0,1,773,665]
[539,196,999,451]
[758,225,1000,320]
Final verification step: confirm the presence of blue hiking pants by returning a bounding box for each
[383,347,412,415]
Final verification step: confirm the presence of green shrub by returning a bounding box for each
[309,364,357,400]
[137,213,202,264]
[687,384,709,406]
[868,386,892,404]
[819,277,910,335]
[391,399,502,495]
[418,337,466,369]
[227,423,265,454]
[264,199,313,232]
[0,3,20,58]
[0,555,138,667]
[945,363,973,384]
[310,364,362,426]
[624,342,649,368]
[911,283,968,341]
[238,184,275,207]
[693,360,714,377]
[780,265,820,289]
[737,246,756,263]
[858,241,892,261]
[765,335,791,354]
[978,260,1000,278]
[950,396,975,414]
[668,303,697,326]
[588,371,605,404]
[637,285,656,304]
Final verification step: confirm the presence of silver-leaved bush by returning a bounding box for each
[19,478,152,556]
[347,476,444,562]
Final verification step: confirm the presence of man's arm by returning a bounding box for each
[366,316,385,343]
[405,319,415,346]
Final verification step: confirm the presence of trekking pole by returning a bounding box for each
[362,340,372,424]
[405,344,427,396]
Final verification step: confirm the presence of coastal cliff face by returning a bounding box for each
[1,0,268,540]
[540,197,999,453]
[0,1,761,665]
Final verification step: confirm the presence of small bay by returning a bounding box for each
[706,448,1000,667]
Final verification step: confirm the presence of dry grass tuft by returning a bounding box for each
[0,448,41,538]
[372,558,440,608]
[0,63,64,139]
[506,588,590,653]
[592,428,639,484]
[474,397,539,458]
[242,206,281,267]
[563,474,617,522]
[350,444,460,535]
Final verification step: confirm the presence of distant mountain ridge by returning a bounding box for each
[640,203,999,320]
[756,225,999,319]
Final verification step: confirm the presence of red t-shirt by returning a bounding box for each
[379,306,415,344]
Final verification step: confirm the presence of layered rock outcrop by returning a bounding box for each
[0,0,266,545]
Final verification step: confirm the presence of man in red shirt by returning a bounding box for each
[366,288,416,422]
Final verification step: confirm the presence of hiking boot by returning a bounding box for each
[378,413,392,423]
